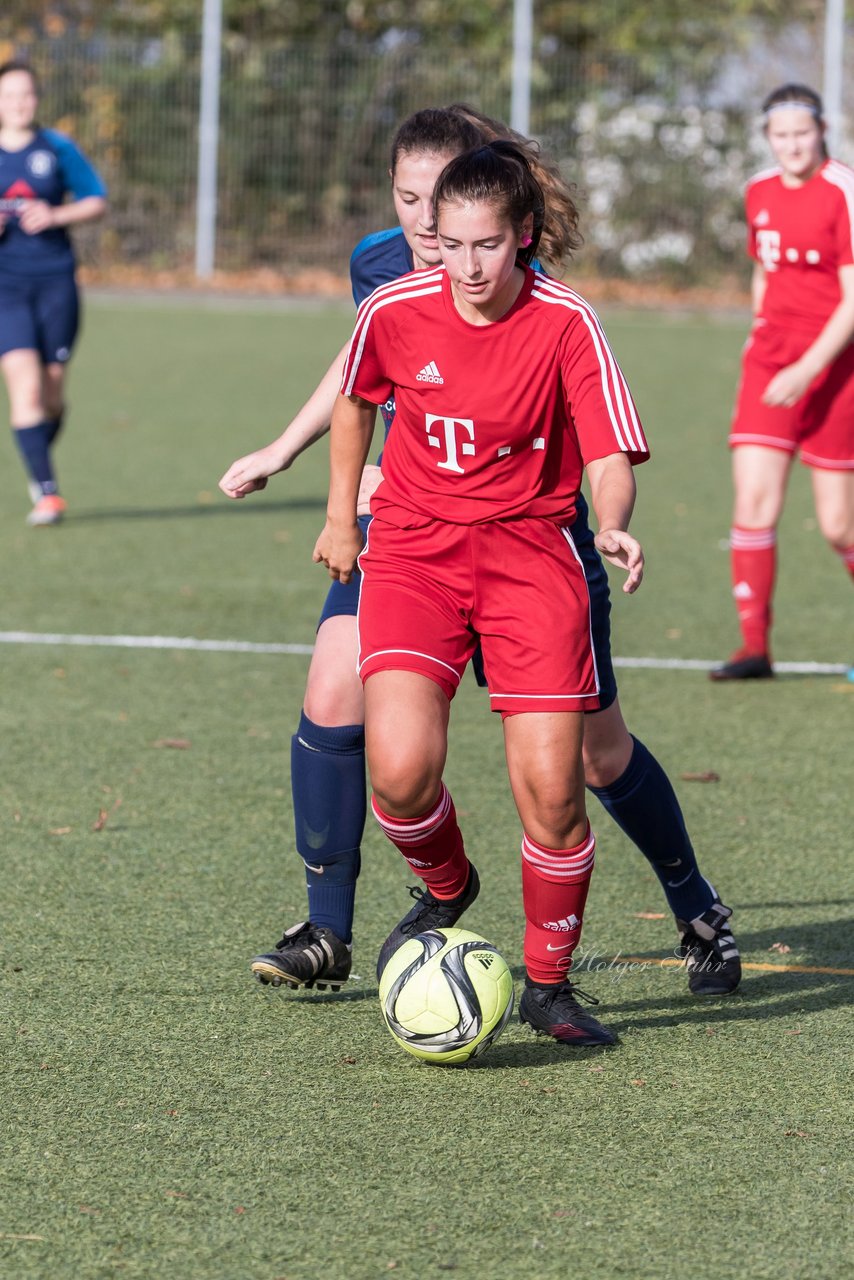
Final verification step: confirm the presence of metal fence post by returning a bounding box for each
[195,0,223,278]
[511,0,533,136]
[822,0,845,154]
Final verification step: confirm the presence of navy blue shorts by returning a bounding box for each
[317,515,370,628]
[571,503,617,712]
[0,272,80,363]
[315,505,618,713]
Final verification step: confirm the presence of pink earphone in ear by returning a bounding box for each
[521,235,533,247]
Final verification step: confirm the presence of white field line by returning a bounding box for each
[0,630,847,674]
[0,630,313,656]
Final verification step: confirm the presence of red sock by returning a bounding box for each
[521,826,595,984]
[371,784,470,899]
[837,544,854,582]
[730,525,776,655]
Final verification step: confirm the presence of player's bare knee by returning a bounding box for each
[370,756,442,818]
[817,510,854,551]
[303,667,363,726]
[521,791,586,848]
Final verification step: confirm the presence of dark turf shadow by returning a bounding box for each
[65,497,325,524]
[601,917,854,973]
[736,899,854,910]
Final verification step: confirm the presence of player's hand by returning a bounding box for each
[594,529,644,594]
[18,200,56,234]
[0,212,7,236]
[762,361,812,408]
[313,519,363,584]
[357,464,383,516]
[218,445,286,499]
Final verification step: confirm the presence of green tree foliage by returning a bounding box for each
[0,0,825,55]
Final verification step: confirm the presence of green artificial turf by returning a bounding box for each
[1,298,851,1280]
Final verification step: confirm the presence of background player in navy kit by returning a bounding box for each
[0,61,107,526]
[712,83,854,679]
[220,107,741,999]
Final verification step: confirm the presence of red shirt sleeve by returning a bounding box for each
[558,308,649,466]
[832,184,854,268]
[341,290,395,405]
[745,184,759,262]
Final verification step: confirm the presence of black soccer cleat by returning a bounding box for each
[709,650,773,681]
[677,899,741,996]
[376,862,480,981]
[251,921,351,991]
[519,979,617,1047]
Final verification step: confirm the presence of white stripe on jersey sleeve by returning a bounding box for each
[821,161,854,262]
[531,277,648,454]
[744,165,782,194]
[344,269,445,396]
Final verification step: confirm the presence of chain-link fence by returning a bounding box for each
[9,18,852,285]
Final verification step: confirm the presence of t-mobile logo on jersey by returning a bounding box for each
[426,413,475,474]
[755,228,781,271]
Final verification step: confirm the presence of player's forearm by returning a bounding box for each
[280,343,352,466]
[261,343,349,470]
[586,453,637,533]
[327,394,377,525]
[797,294,854,381]
[53,196,107,228]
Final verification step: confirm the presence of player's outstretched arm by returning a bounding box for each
[586,453,644,594]
[218,341,350,498]
[313,394,377,584]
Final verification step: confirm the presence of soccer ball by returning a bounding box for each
[378,927,515,1066]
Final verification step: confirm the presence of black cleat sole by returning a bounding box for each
[252,963,346,992]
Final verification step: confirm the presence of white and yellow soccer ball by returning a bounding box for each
[378,927,514,1066]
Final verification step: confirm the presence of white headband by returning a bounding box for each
[764,100,822,120]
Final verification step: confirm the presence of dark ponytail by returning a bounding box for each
[390,108,484,174]
[433,140,546,267]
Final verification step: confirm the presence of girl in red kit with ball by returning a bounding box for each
[712,83,854,680]
[315,141,649,1047]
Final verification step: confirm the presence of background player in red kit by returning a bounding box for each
[712,83,854,680]
[315,141,649,1047]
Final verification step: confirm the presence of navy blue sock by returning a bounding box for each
[587,736,714,921]
[46,409,65,446]
[13,423,57,495]
[291,712,366,944]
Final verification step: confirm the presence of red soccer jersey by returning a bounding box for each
[341,266,648,526]
[746,159,854,333]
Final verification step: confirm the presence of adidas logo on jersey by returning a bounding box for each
[543,915,581,932]
[416,360,444,384]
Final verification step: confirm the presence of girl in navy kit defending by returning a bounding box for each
[0,61,107,525]
[220,107,741,1001]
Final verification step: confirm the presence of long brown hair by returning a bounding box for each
[446,103,581,271]
[433,141,546,269]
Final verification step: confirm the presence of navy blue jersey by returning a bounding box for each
[350,227,413,307]
[350,228,414,438]
[0,128,106,277]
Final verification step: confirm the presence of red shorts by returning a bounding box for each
[356,514,600,714]
[729,321,854,470]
